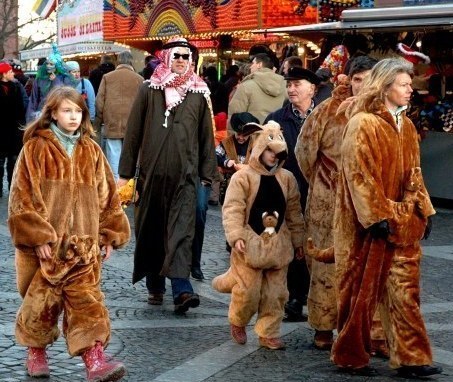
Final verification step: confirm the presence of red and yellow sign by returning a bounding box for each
[103,0,319,41]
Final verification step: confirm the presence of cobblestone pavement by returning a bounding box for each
[0,185,452,382]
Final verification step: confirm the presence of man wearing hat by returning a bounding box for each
[295,56,379,351]
[264,65,320,323]
[118,38,217,314]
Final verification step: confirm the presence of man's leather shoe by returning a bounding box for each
[148,292,163,305]
[396,365,443,378]
[191,268,205,280]
[314,330,334,350]
[284,299,307,322]
[338,366,379,376]
[230,324,247,344]
[174,293,200,314]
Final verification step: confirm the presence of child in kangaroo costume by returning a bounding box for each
[212,121,305,350]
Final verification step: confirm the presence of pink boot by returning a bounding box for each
[81,341,126,382]
[26,347,50,377]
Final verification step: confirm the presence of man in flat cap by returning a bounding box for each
[118,37,217,314]
[264,66,320,323]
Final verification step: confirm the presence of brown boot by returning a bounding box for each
[314,330,334,350]
[230,324,247,344]
[26,347,50,378]
[81,341,126,382]
[259,337,286,350]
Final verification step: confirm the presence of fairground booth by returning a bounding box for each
[261,2,453,203]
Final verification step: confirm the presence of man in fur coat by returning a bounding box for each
[118,38,217,314]
[295,56,378,350]
[212,121,305,350]
[331,58,442,378]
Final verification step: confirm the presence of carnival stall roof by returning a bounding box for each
[254,4,453,33]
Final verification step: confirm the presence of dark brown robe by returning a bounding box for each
[119,84,217,282]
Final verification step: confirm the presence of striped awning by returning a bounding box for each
[32,0,57,19]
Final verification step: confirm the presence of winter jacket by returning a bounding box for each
[95,64,143,139]
[228,68,286,131]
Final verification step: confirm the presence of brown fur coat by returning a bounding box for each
[8,129,130,287]
[295,83,351,331]
[332,96,435,369]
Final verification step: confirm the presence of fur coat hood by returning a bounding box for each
[247,121,288,176]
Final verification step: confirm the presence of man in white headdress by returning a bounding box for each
[118,38,217,314]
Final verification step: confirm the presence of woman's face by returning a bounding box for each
[384,72,413,110]
[51,99,82,135]
[1,69,15,82]
[70,69,81,80]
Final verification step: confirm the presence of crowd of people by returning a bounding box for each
[0,36,444,382]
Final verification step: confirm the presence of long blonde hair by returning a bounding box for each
[24,86,95,143]
[354,58,414,112]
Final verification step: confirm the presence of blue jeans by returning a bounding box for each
[146,275,194,301]
[104,138,123,181]
[192,180,211,271]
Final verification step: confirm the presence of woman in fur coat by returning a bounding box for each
[331,58,442,378]
[8,86,130,382]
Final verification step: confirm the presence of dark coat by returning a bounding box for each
[119,83,218,282]
[0,81,26,155]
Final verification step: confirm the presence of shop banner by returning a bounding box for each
[58,0,103,46]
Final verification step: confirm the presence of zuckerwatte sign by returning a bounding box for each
[58,0,103,46]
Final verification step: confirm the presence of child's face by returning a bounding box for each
[235,133,249,144]
[51,99,82,135]
[261,148,278,167]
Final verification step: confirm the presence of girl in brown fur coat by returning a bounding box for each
[212,121,305,350]
[8,87,130,382]
[331,58,442,378]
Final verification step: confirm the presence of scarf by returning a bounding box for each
[50,122,80,157]
[148,37,210,127]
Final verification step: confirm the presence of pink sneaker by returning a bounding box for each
[230,324,247,344]
[26,347,50,377]
[259,337,286,350]
[81,341,126,382]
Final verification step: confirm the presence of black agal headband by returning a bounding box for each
[162,40,194,51]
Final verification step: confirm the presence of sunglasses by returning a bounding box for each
[173,53,190,60]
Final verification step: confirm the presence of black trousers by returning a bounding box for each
[287,257,310,304]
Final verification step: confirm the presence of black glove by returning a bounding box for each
[423,216,432,240]
[369,220,390,240]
